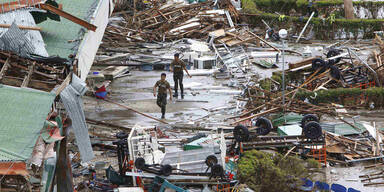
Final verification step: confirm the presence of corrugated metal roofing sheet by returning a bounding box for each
[321,122,366,136]
[0,10,48,57]
[36,0,99,58]
[0,84,55,162]
[0,0,100,59]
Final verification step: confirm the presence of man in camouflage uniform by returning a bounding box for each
[170,53,191,99]
[153,73,172,119]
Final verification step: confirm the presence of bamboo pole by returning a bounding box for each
[103,99,169,124]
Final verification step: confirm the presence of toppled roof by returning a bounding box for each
[0,0,99,60]
[0,85,55,161]
[35,0,99,59]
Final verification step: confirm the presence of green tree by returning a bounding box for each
[237,150,320,192]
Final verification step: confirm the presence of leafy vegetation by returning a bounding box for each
[237,150,320,192]
[296,87,384,108]
[244,12,384,39]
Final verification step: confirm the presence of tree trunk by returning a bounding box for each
[344,0,354,19]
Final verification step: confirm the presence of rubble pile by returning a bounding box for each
[102,0,239,45]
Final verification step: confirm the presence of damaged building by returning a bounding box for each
[0,0,116,191]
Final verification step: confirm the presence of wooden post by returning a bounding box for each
[56,124,74,191]
[344,0,354,19]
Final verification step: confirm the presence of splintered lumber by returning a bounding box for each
[363,182,384,186]
[0,57,10,80]
[102,66,129,80]
[296,11,315,43]
[232,107,280,124]
[0,0,45,14]
[238,69,328,117]
[103,99,168,124]
[246,30,280,52]
[55,74,71,96]
[21,62,35,87]
[0,24,41,31]
[289,57,315,70]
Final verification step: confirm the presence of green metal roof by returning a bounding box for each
[0,85,55,161]
[272,113,303,127]
[0,0,99,59]
[36,0,99,58]
[321,122,366,136]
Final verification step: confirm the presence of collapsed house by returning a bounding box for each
[0,0,117,190]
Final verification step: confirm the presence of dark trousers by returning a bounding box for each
[156,93,167,116]
[173,72,183,96]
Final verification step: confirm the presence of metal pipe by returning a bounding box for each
[296,12,315,43]
[282,39,286,122]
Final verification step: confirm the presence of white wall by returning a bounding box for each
[77,0,114,81]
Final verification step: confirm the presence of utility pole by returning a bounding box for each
[344,0,354,19]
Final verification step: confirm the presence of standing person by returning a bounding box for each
[170,53,192,99]
[153,73,172,119]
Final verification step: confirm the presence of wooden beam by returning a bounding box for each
[0,0,45,14]
[0,24,41,31]
[0,57,10,81]
[55,74,71,96]
[246,30,281,53]
[21,62,35,87]
[39,4,97,32]
[56,125,74,191]
[10,62,57,79]
[2,76,54,91]
[232,107,280,125]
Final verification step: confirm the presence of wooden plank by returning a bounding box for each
[21,62,35,87]
[246,30,281,52]
[289,57,316,70]
[226,32,245,41]
[56,125,74,191]
[55,74,71,96]
[2,76,54,91]
[0,24,41,31]
[210,29,225,37]
[232,107,280,125]
[39,4,97,32]
[10,62,56,79]
[97,53,130,63]
[0,0,45,14]
[102,66,129,80]
[0,57,10,81]
[225,39,241,46]
[218,36,234,42]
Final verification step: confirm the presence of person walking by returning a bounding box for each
[170,53,191,99]
[153,73,172,119]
